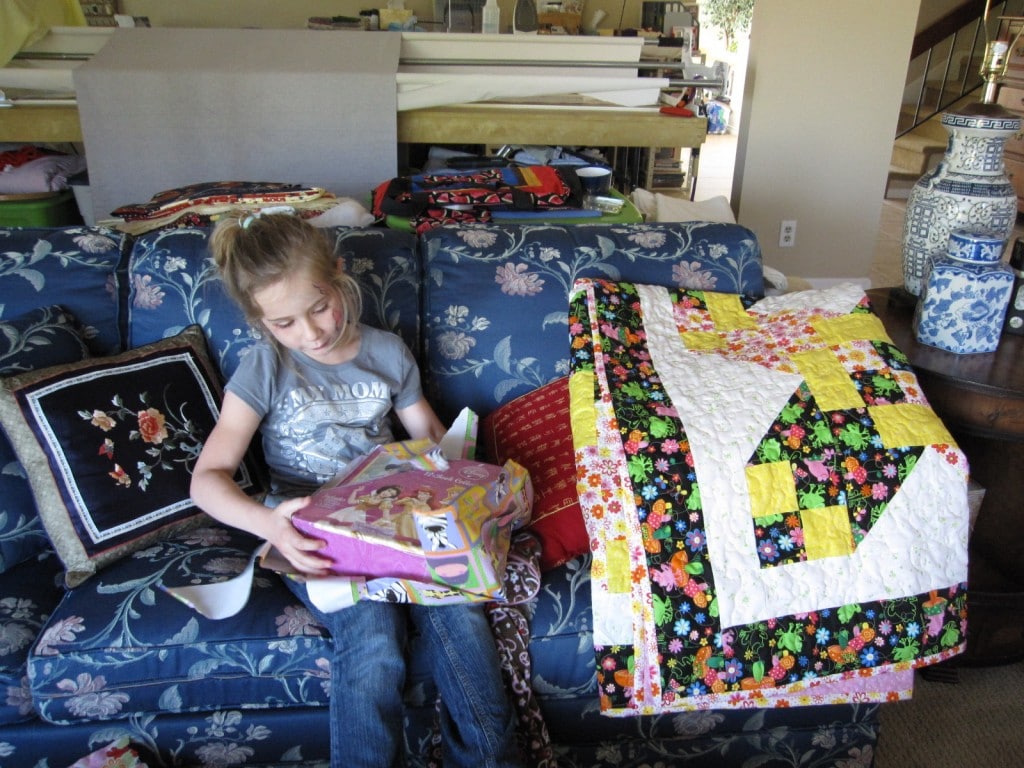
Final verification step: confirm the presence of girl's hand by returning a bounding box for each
[269,497,333,576]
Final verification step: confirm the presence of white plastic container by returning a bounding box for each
[482,0,500,33]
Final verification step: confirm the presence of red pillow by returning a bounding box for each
[480,377,589,571]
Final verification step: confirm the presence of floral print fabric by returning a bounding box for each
[0,305,93,574]
[569,280,969,715]
[421,222,764,424]
[27,524,332,726]
[0,227,126,356]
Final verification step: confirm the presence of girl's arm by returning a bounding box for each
[396,396,447,445]
[191,391,331,575]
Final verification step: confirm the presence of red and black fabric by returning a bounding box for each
[372,166,584,232]
[111,181,327,222]
[411,206,494,234]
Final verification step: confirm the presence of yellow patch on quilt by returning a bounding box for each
[813,313,891,346]
[801,505,855,560]
[705,292,758,331]
[679,330,724,351]
[569,370,598,450]
[606,537,632,593]
[868,403,956,448]
[793,348,863,411]
[746,461,798,518]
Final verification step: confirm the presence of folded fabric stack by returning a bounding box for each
[105,180,344,235]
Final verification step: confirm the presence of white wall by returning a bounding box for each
[733,0,920,280]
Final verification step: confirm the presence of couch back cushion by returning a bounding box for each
[126,226,420,382]
[420,222,764,422]
[0,227,127,355]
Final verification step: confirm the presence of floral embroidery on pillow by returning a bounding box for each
[83,391,205,492]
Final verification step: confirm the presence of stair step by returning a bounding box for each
[888,165,920,179]
[885,168,919,200]
[891,113,948,175]
[891,140,945,175]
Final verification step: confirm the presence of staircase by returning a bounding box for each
[886,117,950,199]
[886,0,1024,198]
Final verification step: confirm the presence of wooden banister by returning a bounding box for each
[911,0,989,59]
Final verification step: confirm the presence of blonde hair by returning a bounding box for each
[210,212,362,351]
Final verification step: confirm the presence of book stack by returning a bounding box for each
[650,146,687,189]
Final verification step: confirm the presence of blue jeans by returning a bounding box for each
[286,579,521,768]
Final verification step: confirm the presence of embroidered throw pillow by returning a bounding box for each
[0,305,92,574]
[0,325,262,587]
[480,377,589,571]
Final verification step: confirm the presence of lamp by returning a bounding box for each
[979,40,1010,103]
[979,1,1024,103]
[900,2,1022,296]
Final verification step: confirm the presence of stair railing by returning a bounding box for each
[898,0,1024,136]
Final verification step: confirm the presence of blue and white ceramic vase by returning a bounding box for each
[913,229,1014,354]
[901,103,1020,296]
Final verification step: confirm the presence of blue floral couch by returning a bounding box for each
[0,221,881,767]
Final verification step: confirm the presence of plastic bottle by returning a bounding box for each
[482,0,500,34]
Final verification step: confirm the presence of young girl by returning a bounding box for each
[190,211,521,768]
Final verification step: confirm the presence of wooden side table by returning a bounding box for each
[867,287,1024,665]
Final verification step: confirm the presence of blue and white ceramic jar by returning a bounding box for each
[914,229,1014,354]
[901,103,1020,296]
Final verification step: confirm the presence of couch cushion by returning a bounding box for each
[27,523,332,725]
[420,222,764,422]
[0,305,94,573]
[0,227,127,355]
[0,550,65,725]
[125,226,420,382]
[0,326,262,587]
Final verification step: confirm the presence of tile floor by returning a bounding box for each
[689,131,1024,289]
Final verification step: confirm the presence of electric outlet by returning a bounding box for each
[779,220,797,247]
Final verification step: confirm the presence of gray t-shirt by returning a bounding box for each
[226,324,423,496]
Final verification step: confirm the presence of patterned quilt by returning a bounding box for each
[568,280,969,715]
